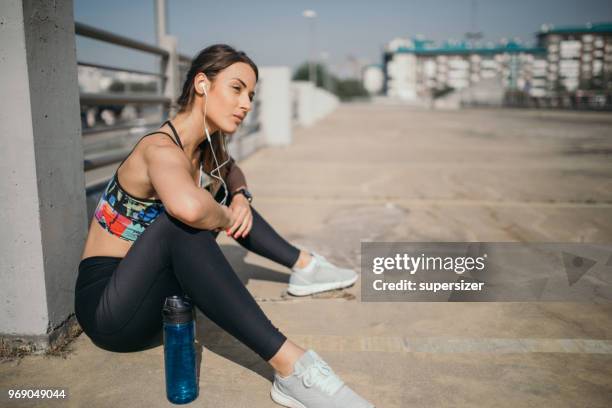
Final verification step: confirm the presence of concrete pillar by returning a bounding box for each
[292,80,316,127]
[291,81,339,127]
[0,0,86,353]
[159,35,179,118]
[313,87,339,120]
[156,0,179,117]
[259,67,292,146]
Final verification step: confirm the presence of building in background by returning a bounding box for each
[383,37,545,100]
[537,22,612,95]
[362,64,385,95]
[379,22,612,109]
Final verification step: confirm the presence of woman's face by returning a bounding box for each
[201,62,256,134]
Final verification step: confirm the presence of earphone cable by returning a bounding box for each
[202,87,229,205]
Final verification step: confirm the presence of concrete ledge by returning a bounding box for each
[0,315,81,358]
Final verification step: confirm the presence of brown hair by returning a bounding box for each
[177,44,258,185]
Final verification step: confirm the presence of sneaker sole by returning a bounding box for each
[287,275,358,297]
[270,381,307,408]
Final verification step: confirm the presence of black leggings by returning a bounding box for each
[74,202,300,360]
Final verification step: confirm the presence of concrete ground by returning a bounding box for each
[2,104,612,407]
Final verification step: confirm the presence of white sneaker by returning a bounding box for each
[288,252,358,296]
[271,350,374,408]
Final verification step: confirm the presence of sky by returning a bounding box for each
[74,0,612,78]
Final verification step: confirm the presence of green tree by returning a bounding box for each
[292,62,337,92]
[334,79,369,101]
[292,62,369,101]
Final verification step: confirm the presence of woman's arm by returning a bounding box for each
[145,142,235,230]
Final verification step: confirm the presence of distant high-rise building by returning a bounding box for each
[383,38,545,101]
[382,22,612,107]
[537,22,612,93]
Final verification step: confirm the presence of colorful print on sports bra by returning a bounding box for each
[94,173,165,242]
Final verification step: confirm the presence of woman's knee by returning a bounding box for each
[155,211,217,239]
[133,212,217,253]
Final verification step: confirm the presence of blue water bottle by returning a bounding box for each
[162,295,198,404]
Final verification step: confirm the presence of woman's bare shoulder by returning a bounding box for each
[139,129,180,149]
[124,130,183,170]
[141,134,188,168]
[116,131,186,199]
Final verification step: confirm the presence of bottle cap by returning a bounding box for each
[162,295,194,324]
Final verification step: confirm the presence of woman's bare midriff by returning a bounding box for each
[81,218,134,260]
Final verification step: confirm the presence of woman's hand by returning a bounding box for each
[226,194,253,239]
[217,205,237,231]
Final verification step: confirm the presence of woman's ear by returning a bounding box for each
[194,72,210,96]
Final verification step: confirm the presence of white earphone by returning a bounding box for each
[199,81,230,205]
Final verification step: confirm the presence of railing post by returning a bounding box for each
[159,35,179,118]
[156,0,179,118]
[159,35,180,118]
[0,0,86,352]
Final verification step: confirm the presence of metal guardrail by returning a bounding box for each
[75,21,186,175]
[86,179,114,197]
[77,61,165,78]
[75,22,191,74]
[82,120,161,136]
[84,148,131,171]
[80,93,171,105]
[75,22,168,57]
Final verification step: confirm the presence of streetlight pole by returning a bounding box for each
[155,0,178,117]
[320,51,331,91]
[155,0,167,45]
[302,9,317,86]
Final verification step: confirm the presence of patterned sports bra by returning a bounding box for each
[94,120,205,242]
